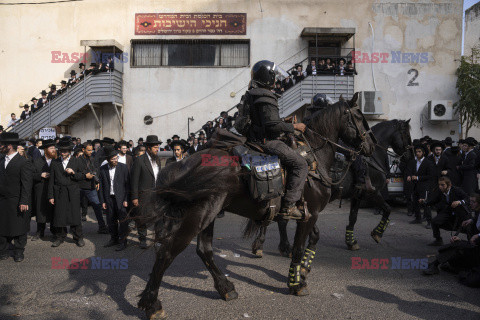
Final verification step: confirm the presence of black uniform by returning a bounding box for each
[32,156,54,235]
[247,87,308,206]
[459,150,478,195]
[405,157,436,222]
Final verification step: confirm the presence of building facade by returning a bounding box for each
[0,0,464,142]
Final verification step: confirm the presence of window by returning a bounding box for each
[131,39,250,67]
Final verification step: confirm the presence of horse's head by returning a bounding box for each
[337,93,376,156]
[390,119,414,161]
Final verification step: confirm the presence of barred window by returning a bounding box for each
[131,39,250,67]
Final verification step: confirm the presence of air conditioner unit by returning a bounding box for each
[358,91,383,115]
[427,100,454,121]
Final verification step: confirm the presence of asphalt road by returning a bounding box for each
[1,201,479,320]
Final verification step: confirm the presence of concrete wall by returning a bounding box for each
[0,0,464,142]
[465,2,480,58]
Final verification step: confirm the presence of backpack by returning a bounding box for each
[233,92,253,136]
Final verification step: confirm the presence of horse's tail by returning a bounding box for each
[135,150,240,230]
[243,219,261,239]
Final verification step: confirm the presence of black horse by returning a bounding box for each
[136,93,376,319]
[251,119,413,256]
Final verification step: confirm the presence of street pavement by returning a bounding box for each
[0,201,479,320]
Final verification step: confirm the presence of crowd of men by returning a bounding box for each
[5,59,114,130]
[272,58,357,96]
[0,128,206,262]
[401,136,480,285]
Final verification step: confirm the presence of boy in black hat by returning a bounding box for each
[38,90,48,109]
[99,145,130,251]
[79,62,86,78]
[58,80,68,94]
[406,144,436,226]
[48,137,87,247]
[0,132,33,262]
[48,84,58,101]
[166,139,188,165]
[20,104,31,121]
[31,97,39,113]
[68,70,78,87]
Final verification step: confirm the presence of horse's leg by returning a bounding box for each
[277,219,292,257]
[138,224,196,320]
[345,196,361,250]
[197,220,238,300]
[288,214,318,296]
[371,191,391,243]
[300,223,319,279]
[251,225,267,258]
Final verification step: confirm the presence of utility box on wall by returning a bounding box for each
[427,100,454,121]
[359,91,383,115]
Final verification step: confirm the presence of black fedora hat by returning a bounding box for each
[79,63,85,68]
[171,134,180,140]
[70,70,77,75]
[145,135,162,146]
[41,90,47,96]
[138,137,143,142]
[102,137,115,144]
[170,139,188,150]
[39,139,55,149]
[413,144,428,155]
[104,145,119,159]
[31,97,38,102]
[56,137,74,150]
[0,132,21,144]
[443,137,453,146]
[50,84,56,90]
[60,80,67,85]
[465,137,478,147]
[430,140,445,150]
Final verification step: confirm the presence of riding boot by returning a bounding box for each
[278,201,304,220]
[364,175,376,192]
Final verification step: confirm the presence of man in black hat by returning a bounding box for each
[94,137,115,170]
[406,144,436,226]
[20,104,31,121]
[0,132,33,262]
[58,80,68,95]
[48,137,87,247]
[459,137,478,196]
[188,137,203,155]
[78,141,108,234]
[442,137,462,186]
[133,138,144,157]
[131,135,162,249]
[27,138,42,161]
[116,140,133,172]
[47,84,58,101]
[38,90,48,109]
[167,139,188,165]
[78,62,86,79]
[106,56,114,72]
[31,97,39,113]
[85,63,96,76]
[99,145,130,251]
[31,139,56,241]
[67,70,78,88]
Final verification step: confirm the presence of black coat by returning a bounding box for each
[425,185,469,208]
[443,147,462,186]
[405,157,436,196]
[459,150,478,195]
[20,110,31,121]
[27,146,42,161]
[130,153,157,200]
[32,156,54,223]
[77,155,98,189]
[47,157,85,227]
[0,154,33,237]
[188,145,203,155]
[37,98,48,109]
[98,163,129,212]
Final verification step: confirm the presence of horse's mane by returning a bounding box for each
[305,101,346,134]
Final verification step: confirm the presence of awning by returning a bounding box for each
[300,28,355,42]
[80,40,124,52]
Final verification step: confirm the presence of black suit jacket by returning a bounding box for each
[188,145,203,155]
[0,154,33,237]
[130,153,157,200]
[425,185,469,207]
[98,163,129,210]
[27,146,42,161]
[459,150,477,195]
[405,157,436,195]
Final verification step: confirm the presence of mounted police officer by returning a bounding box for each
[246,60,308,219]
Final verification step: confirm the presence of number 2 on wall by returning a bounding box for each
[407,69,419,86]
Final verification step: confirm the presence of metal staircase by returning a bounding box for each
[278,75,354,118]
[10,70,123,139]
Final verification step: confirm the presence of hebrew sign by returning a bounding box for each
[135,13,246,35]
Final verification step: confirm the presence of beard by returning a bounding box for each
[46,149,57,159]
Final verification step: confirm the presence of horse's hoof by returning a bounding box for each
[278,245,292,258]
[371,232,381,243]
[149,309,167,320]
[224,290,239,301]
[289,285,309,296]
[253,250,263,258]
[347,243,360,251]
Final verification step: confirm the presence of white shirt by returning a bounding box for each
[109,165,116,195]
[5,152,18,168]
[416,157,424,172]
[476,213,480,233]
[46,158,52,167]
[434,155,440,165]
[147,153,159,183]
[118,154,126,164]
[7,119,17,127]
[62,156,70,170]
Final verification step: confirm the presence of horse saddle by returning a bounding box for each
[232,144,284,202]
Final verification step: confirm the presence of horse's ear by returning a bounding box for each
[349,92,359,107]
[339,94,344,102]
[406,118,411,124]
